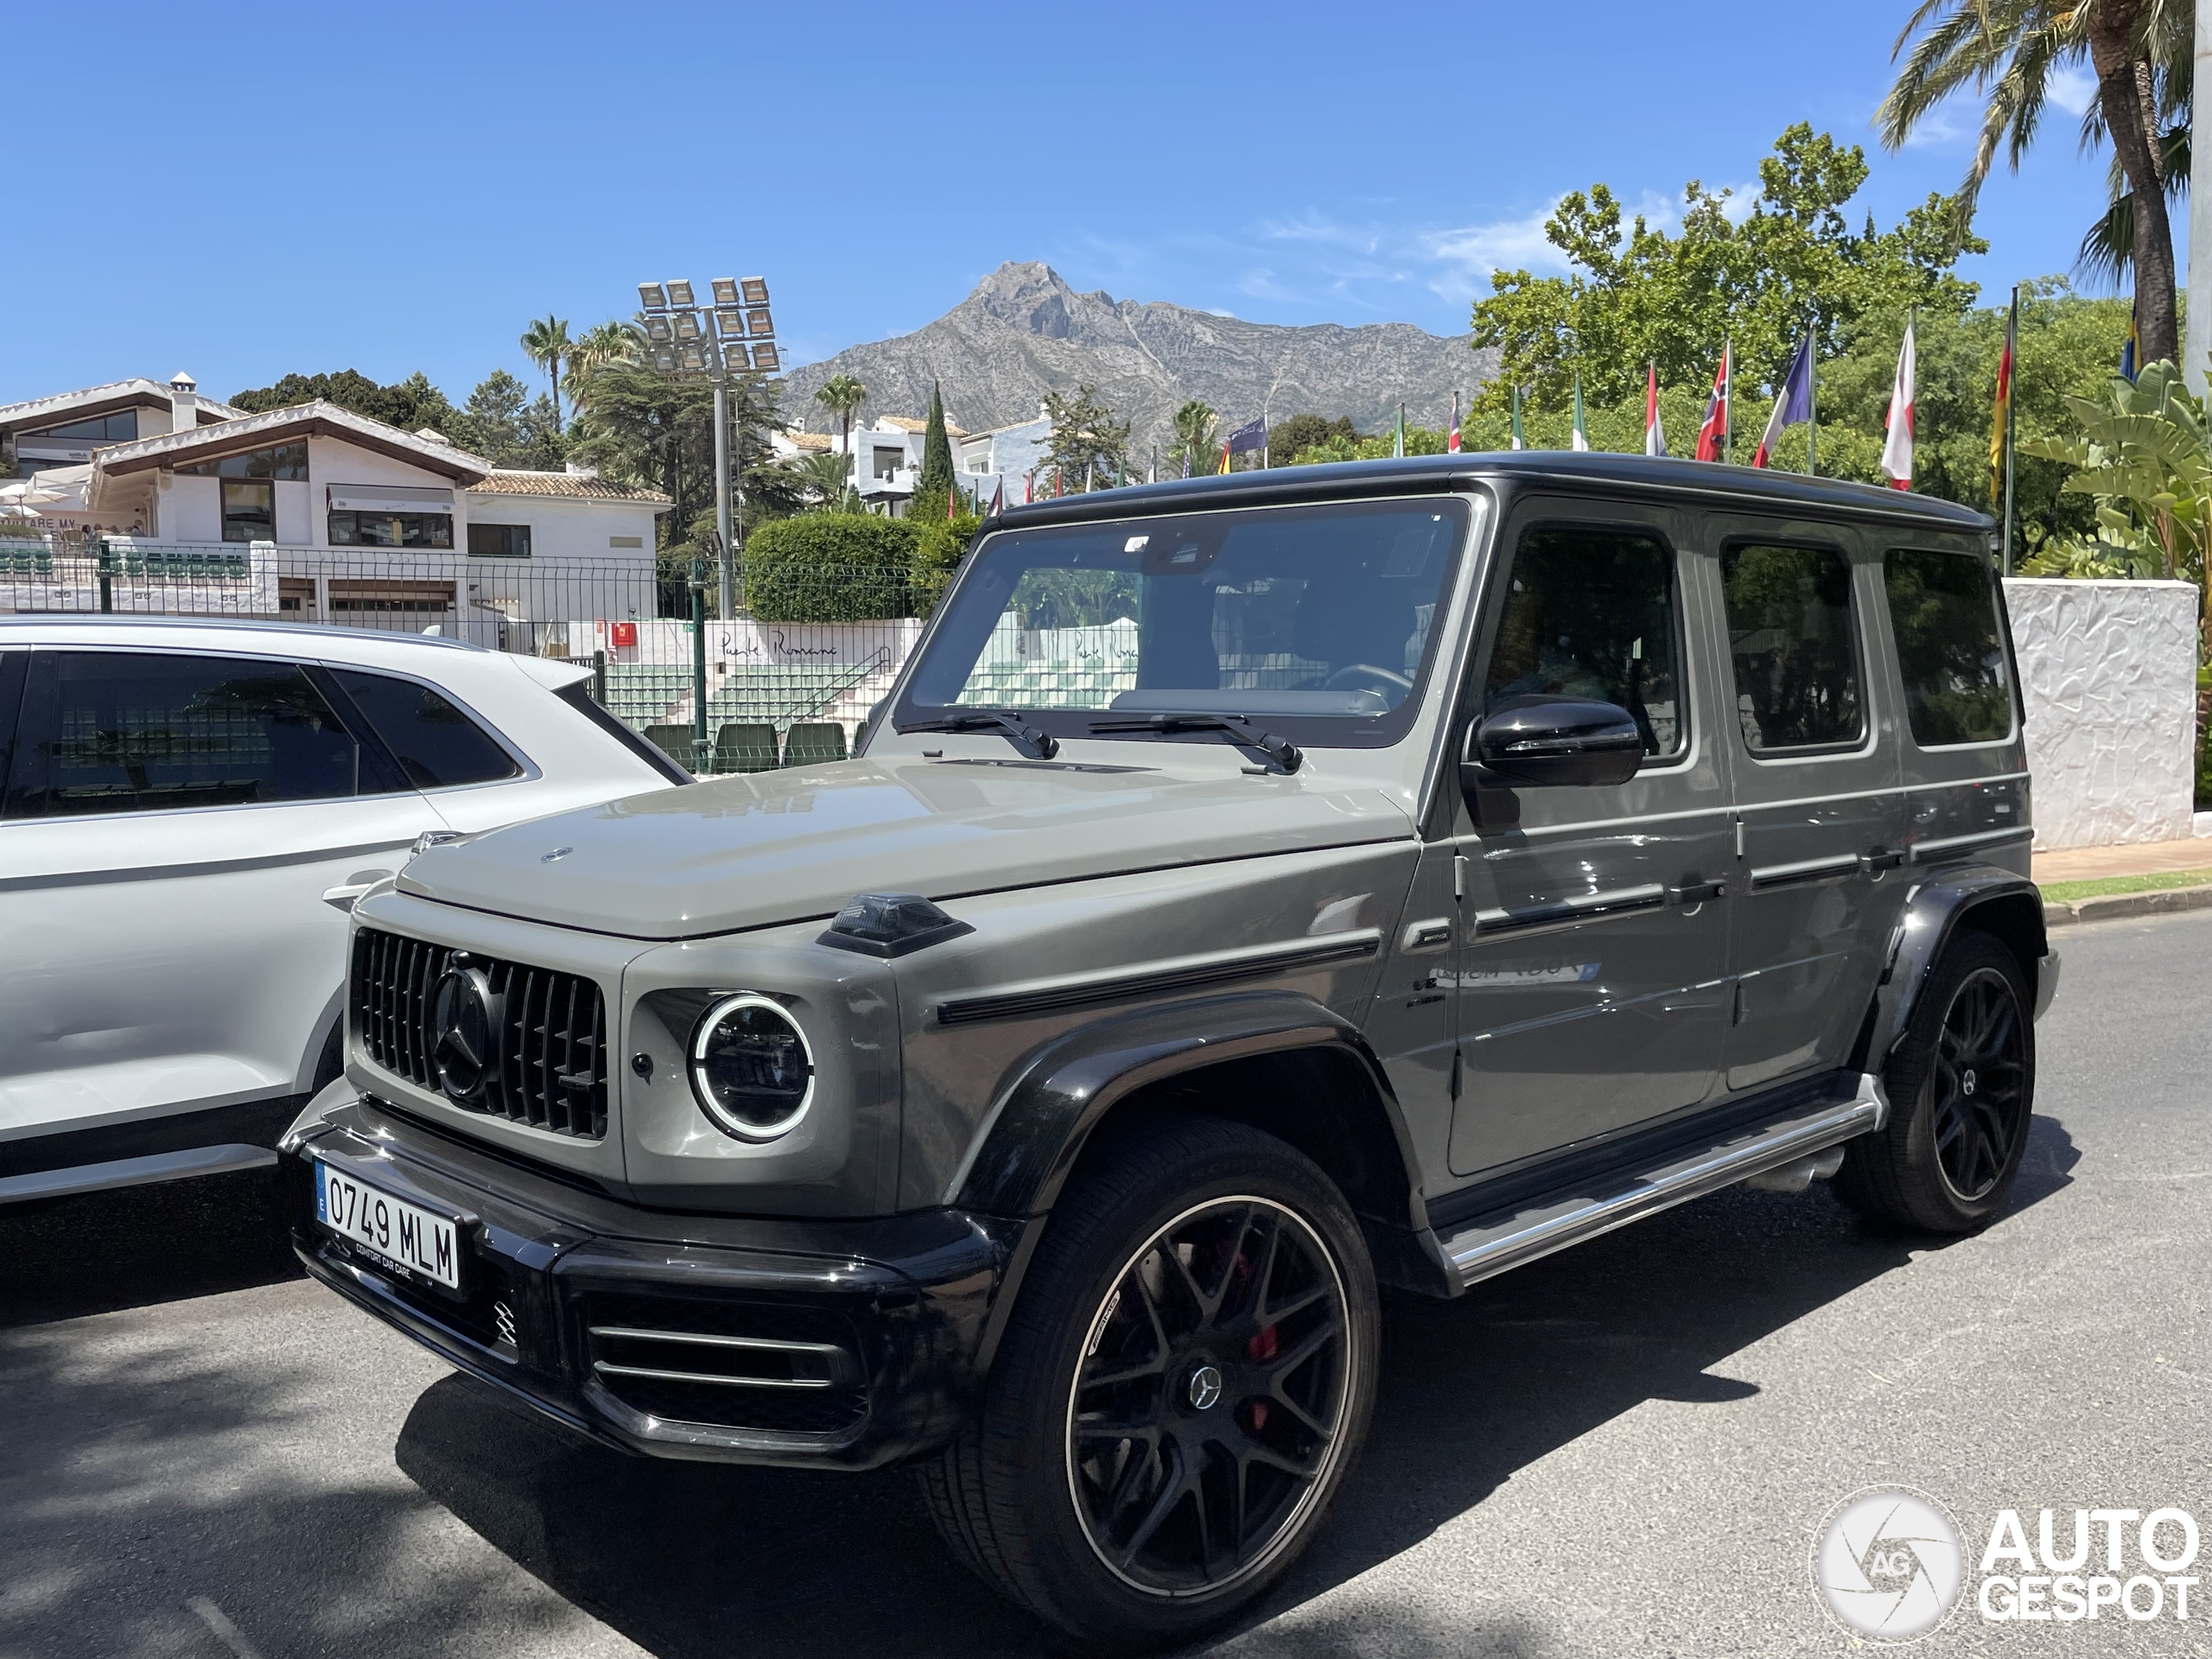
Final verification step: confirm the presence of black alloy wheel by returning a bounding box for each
[1834,930,2035,1233]
[1067,1197,1351,1596]
[1929,966,2028,1202]
[918,1116,1378,1647]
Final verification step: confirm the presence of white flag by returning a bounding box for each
[1881,321,1916,490]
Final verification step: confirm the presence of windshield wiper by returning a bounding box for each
[897,709,1059,760]
[1087,712,1303,773]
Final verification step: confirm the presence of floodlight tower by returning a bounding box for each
[635,276,780,620]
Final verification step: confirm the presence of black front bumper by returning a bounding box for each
[284,1093,1027,1470]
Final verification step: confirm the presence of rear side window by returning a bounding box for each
[4,651,365,817]
[331,669,521,789]
[1719,543,1865,753]
[1483,524,1686,757]
[1884,549,2013,746]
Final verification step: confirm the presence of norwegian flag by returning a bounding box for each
[1447,391,1461,454]
[1880,320,1916,490]
[1694,344,1730,461]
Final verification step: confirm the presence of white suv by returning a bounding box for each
[0,617,685,1205]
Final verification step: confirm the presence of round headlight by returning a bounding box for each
[689,994,814,1141]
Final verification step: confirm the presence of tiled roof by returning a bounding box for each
[93,401,489,482]
[0,378,244,433]
[876,415,969,438]
[471,469,671,503]
[779,431,834,454]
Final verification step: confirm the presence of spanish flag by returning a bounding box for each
[1989,318,2013,508]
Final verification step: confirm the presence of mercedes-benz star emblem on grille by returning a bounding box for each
[431,965,497,1101]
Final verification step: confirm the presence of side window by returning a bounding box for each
[1884,548,2014,746]
[1481,524,1686,758]
[331,669,521,789]
[3,652,364,818]
[1719,543,1865,753]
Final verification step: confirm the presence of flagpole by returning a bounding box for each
[2001,283,2019,575]
[1806,318,1818,477]
[1723,338,1732,465]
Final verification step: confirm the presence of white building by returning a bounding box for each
[771,406,1057,517]
[0,375,670,649]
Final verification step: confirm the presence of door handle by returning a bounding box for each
[1859,848,1905,874]
[1669,879,1726,905]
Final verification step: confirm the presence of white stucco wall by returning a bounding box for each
[461,493,662,560]
[2004,577,2200,849]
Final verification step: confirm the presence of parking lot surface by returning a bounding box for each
[3,910,2204,1658]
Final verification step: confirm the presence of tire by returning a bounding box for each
[920,1116,1380,1649]
[1835,930,2034,1233]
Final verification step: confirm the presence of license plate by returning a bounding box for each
[315,1160,461,1291]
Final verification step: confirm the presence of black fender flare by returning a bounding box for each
[950,989,1444,1377]
[1863,863,2049,1071]
[950,988,1426,1226]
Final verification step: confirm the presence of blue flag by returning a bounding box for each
[2120,302,2140,381]
[1752,335,1814,467]
[1224,416,1266,454]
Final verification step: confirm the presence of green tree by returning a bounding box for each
[1268,413,1357,464]
[1880,0,2183,365]
[520,315,572,428]
[919,382,957,495]
[1172,399,1216,478]
[563,321,640,420]
[1472,125,1983,416]
[791,448,855,510]
[569,359,791,572]
[229,369,461,435]
[813,373,868,457]
[742,512,921,621]
[1034,384,1131,491]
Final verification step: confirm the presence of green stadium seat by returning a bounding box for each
[643,724,701,772]
[781,722,848,766]
[710,722,780,774]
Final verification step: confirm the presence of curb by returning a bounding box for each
[2044,883,2212,929]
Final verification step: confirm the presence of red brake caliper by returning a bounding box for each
[1244,1324,1278,1431]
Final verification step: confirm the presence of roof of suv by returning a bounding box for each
[992,449,1997,534]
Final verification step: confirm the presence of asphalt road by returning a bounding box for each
[3,909,2205,1659]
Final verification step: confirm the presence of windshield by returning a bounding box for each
[895,495,1471,749]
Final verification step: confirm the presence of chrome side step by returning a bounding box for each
[1437,1074,1887,1288]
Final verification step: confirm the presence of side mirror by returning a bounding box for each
[1463,696,1645,795]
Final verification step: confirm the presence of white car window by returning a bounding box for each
[5,651,375,818]
[330,668,522,791]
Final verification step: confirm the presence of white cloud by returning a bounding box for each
[1422,202,1569,301]
[2049,66,2097,118]
[1260,211,1383,255]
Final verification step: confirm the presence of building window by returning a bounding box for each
[179,442,308,481]
[873,448,901,480]
[329,510,454,550]
[31,410,140,443]
[222,481,276,543]
[467,522,531,558]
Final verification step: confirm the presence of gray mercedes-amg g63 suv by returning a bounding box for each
[284,451,2055,1647]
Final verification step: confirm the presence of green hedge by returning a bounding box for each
[742,512,920,621]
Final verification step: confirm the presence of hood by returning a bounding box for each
[397,756,1415,940]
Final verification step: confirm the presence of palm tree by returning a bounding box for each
[794,449,855,510]
[813,373,868,454]
[1172,399,1217,478]
[564,320,640,420]
[1881,0,2182,365]
[520,315,573,428]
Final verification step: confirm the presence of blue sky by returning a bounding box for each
[7,1,2133,412]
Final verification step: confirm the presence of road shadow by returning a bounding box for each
[0,1166,298,1330]
[391,1115,2079,1659]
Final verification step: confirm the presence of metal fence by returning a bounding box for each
[0,537,931,777]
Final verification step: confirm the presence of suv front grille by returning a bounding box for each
[352,926,608,1140]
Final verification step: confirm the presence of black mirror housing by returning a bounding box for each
[1462,696,1645,797]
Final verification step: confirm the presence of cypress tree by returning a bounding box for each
[919,381,956,494]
